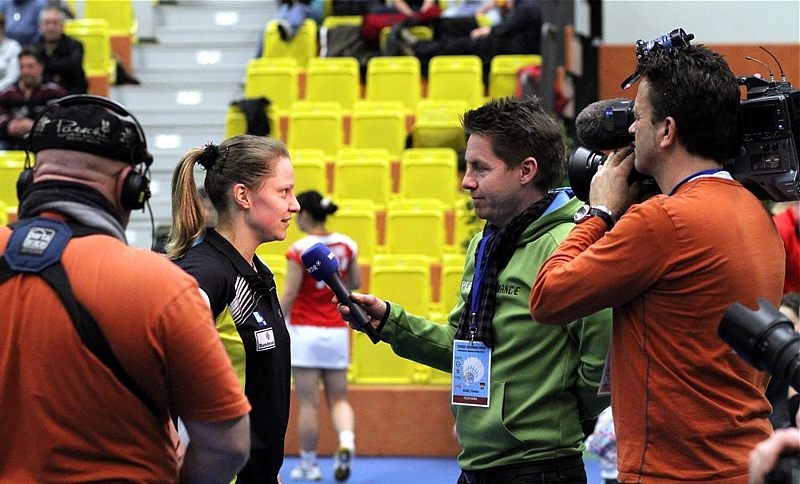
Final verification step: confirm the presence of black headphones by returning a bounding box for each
[17,94,153,211]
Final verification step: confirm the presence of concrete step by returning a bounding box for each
[112,85,242,113]
[156,24,265,46]
[156,1,274,30]
[132,65,246,86]
[133,43,256,70]
[134,106,229,126]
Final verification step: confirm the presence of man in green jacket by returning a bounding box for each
[342,96,612,483]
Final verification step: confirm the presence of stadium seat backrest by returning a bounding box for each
[64,19,113,77]
[428,55,484,107]
[84,0,135,37]
[440,252,467,314]
[0,152,26,207]
[488,54,543,99]
[289,149,328,194]
[287,102,344,158]
[350,101,407,158]
[327,207,378,261]
[306,57,361,111]
[263,19,319,69]
[333,149,391,208]
[225,104,281,140]
[322,15,363,29]
[365,56,421,112]
[399,148,459,206]
[412,99,469,152]
[244,58,300,112]
[385,199,446,259]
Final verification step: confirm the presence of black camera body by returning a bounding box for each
[569,28,800,202]
[723,78,800,201]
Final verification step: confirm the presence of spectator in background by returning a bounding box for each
[0,0,47,46]
[0,46,64,149]
[254,0,324,57]
[386,0,541,79]
[585,406,618,484]
[33,5,86,94]
[0,13,21,90]
[280,190,359,483]
[773,201,800,294]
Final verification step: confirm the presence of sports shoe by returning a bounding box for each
[334,446,352,482]
[289,462,322,481]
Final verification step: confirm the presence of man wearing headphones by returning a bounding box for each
[0,96,252,481]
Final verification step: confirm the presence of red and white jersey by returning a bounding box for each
[286,233,358,328]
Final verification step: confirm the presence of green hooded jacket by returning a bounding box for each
[378,194,612,470]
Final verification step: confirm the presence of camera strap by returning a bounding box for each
[0,217,161,420]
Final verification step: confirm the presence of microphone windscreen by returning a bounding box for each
[576,98,634,151]
[301,243,339,281]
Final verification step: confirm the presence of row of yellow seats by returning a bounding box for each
[246,53,542,114]
[287,147,462,208]
[0,151,27,208]
[227,98,470,159]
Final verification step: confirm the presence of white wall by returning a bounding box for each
[602,1,800,44]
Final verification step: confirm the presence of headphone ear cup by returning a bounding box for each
[120,170,151,211]
[16,168,34,202]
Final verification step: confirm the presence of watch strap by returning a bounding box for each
[589,205,615,231]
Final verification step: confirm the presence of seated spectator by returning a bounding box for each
[773,201,800,294]
[0,0,47,47]
[378,0,438,16]
[385,0,541,79]
[0,46,64,149]
[254,0,323,57]
[0,13,21,91]
[33,5,86,94]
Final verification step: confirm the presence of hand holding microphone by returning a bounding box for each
[301,243,380,343]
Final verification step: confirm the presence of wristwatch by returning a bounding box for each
[574,204,616,231]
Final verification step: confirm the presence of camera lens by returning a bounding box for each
[719,299,800,391]
[567,147,606,202]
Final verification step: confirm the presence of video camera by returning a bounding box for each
[719,299,800,484]
[568,28,800,203]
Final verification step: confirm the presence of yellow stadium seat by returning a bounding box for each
[488,54,543,99]
[254,253,288,291]
[289,149,328,195]
[399,148,459,206]
[305,57,361,111]
[83,0,136,71]
[350,101,407,159]
[439,253,466,314]
[412,99,469,152]
[263,18,318,69]
[327,205,378,262]
[287,101,344,159]
[428,55,485,107]
[333,148,392,208]
[244,57,300,113]
[348,255,432,384]
[0,152,25,207]
[385,199,446,260]
[365,56,422,113]
[64,18,113,96]
[322,15,363,28]
[224,105,281,140]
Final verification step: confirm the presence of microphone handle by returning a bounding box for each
[325,275,381,344]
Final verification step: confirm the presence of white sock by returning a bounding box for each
[339,430,355,451]
[299,449,317,466]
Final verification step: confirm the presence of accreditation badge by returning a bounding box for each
[451,339,491,407]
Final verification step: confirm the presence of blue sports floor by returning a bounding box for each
[279,453,602,483]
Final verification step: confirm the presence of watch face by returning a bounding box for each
[574,204,591,223]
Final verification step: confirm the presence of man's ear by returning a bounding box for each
[114,165,133,207]
[519,156,538,185]
[231,183,250,210]
[659,116,677,149]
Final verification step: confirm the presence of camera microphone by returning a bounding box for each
[301,243,380,343]
[575,98,635,152]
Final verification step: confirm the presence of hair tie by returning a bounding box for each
[197,143,218,171]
